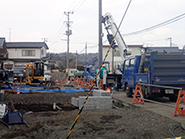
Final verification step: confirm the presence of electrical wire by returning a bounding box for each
[67,0,80,11]
[48,15,65,39]
[117,0,132,30]
[73,0,86,12]
[123,12,185,36]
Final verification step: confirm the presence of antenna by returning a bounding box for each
[7,28,11,42]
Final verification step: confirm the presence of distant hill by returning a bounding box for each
[46,52,98,69]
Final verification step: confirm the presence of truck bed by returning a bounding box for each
[150,55,185,86]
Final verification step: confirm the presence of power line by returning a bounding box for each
[48,15,65,39]
[123,12,185,36]
[117,0,132,30]
[73,0,86,12]
[67,0,86,12]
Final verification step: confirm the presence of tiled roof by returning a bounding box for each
[146,47,181,53]
[6,42,49,49]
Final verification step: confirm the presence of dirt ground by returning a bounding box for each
[0,90,185,139]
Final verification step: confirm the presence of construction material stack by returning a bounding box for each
[71,90,112,109]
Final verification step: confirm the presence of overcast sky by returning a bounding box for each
[1,0,185,54]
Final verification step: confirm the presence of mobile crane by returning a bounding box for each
[102,12,131,90]
[102,12,131,61]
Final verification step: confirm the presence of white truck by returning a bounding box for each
[66,69,81,78]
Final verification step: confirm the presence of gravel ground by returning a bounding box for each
[0,91,184,139]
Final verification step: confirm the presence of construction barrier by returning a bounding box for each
[174,90,185,117]
[73,78,77,85]
[81,79,88,88]
[65,78,68,84]
[76,78,81,86]
[59,79,63,87]
[88,79,94,90]
[132,85,144,104]
[55,79,59,86]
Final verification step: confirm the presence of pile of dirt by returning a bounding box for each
[0,91,184,139]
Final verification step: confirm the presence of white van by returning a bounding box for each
[66,69,79,78]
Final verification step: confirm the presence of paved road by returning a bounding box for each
[112,90,185,124]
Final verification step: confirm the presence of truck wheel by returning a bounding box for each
[169,94,177,102]
[115,78,121,91]
[126,85,132,97]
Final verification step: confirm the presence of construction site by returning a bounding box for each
[1,0,185,139]
[0,66,185,139]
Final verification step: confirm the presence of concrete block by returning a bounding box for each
[79,96,112,109]
[71,97,79,107]
[93,90,110,96]
[0,104,6,118]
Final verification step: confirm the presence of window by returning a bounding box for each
[144,57,150,72]
[5,64,13,69]
[123,60,129,70]
[22,50,35,56]
[130,58,135,68]
[41,49,44,55]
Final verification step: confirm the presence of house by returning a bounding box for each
[0,38,8,60]
[0,38,10,68]
[5,42,49,68]
[103,44,185,72]
[146,46,183,55]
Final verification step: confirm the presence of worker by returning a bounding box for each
[94,69,98,78]
[100,64,108,79]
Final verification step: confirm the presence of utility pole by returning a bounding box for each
[7,28,11,42]
[85,42,87,65]
[98,0,103,67]
[64,11,73,71]
[166,37,172,47]
[42,38,48,42]
[76,50,78,69]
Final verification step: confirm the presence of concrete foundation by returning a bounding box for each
[71,89,112,109]
[79,96,112,109]
[93,89,111,96]
[71,97,79,107]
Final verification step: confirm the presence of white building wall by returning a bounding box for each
[40,46,47,58]
[130,47,141,56]
[8,48,41,59]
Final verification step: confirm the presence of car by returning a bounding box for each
[11,67,26,82]
[43,73,52,82]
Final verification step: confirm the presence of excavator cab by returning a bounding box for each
[26,61,44,85]
[34,61,44,77]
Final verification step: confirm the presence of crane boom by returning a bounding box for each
[102,12,131,61]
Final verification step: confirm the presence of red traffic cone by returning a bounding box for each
[17,85,20,95]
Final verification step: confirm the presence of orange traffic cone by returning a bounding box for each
[65,78,68,84]
[174,90,185,116]
[132,85,144,104]
[17,85,20,95]
[59,79,63,87]
[16,80,20,95]
[88,79,94,89]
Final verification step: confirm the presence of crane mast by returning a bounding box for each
[102,12,131,61]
